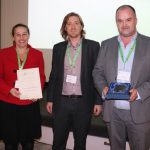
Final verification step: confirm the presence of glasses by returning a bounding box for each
[14,33,29,38]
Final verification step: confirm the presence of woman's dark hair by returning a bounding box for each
[12,23,30,36]
[60,12,86,40]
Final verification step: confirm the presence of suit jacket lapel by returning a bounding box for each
[60,41,68,79]
[61,42,67,61]
[130,34,145,87]
[7,47,19,69]
[111,37,118,82]
[81,39,87,78]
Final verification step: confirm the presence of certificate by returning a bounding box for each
[15,68,42,100]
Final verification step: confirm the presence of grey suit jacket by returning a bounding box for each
[93,33,150,124]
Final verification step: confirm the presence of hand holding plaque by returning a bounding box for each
[105,82,131,100]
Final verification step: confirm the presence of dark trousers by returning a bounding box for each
[52,96,92,150]
[107,107,150,150]
[5,141,34,150]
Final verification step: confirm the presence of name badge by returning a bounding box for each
[117,71,130,82]
[66,75,77,84]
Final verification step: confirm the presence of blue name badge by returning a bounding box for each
[106,82,131,100]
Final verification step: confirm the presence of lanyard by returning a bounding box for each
[16,48,29,70]
[67,44,81,68]
[119,40,136,64]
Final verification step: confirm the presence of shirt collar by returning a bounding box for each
[68,38,82,49]
[118,32,137,43]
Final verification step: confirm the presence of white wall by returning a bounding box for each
[39,49,52,82]
[28,0,150,49]
[0,0,28,48]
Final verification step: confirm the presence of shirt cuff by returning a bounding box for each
[136,91,141,100]
[102,92,105,100]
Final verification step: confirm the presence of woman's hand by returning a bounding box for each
[10,88,21,98]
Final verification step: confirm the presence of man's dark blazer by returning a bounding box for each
[47,39,102,112]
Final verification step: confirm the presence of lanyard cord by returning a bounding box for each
[66,44,81,68]
[118,40,136,64]
[16,48,29,70]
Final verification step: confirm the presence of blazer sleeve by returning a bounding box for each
[93,41,108,96]
[0,51,12,95]
[47,45,58,102]
[93,42,103,105]
[132,35,150,102]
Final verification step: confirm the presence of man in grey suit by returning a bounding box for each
[93,5,150,150]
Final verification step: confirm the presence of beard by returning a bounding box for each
[119,29,136,38]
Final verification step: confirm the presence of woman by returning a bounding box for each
[0,23,45,150]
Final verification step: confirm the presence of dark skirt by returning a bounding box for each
[0,100,41,144]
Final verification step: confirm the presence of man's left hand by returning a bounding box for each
[130,88,138,101]
[93,105,102,116]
